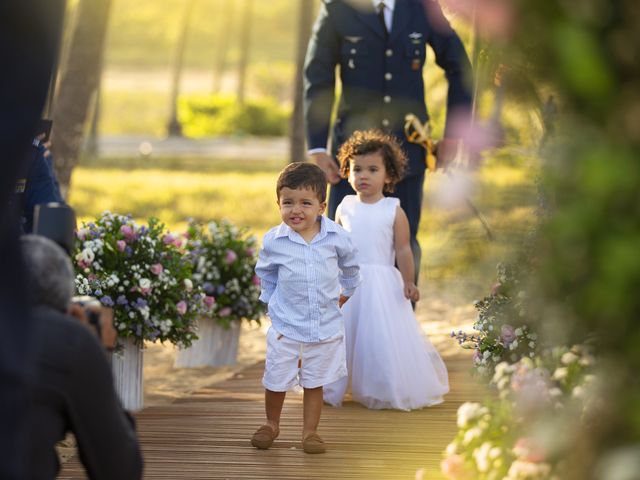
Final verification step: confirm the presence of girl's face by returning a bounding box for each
[348,152,390,202]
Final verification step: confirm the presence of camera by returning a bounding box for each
[70,296,104,340]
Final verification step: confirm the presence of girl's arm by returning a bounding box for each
[393,206,420,302]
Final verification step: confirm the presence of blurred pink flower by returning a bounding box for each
[225,249,238,264]
[116,240,127,252]
[501,324,516,345]
[150,263,163,275]
[120,225,136,242]
[252,275,261,286]
[440,454,467,479]
[176,301,187,315]
[245,247,256,257]
[203,296,216,309]
[472,349,482,364]
[162,233,176,245]
[513,437,546,463]
[435,0,515,40]
[491,282,502,296]
[218,306,232,317]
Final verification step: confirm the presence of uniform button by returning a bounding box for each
[385,72,392,81]
[383,95,391,103]
[415,49,420,55]
[385,49,393,57]
[382,119,390,127]
[350,48,357,54]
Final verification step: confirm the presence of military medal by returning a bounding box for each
[411,59,421,70]
[15,179,26,193]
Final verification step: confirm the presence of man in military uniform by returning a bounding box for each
[304,0,472,279]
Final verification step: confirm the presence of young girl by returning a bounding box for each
[324,130,449,410]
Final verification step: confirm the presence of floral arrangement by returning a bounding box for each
[452,261,540,378]
[74,212,208,347]
[184,219,264,328]
[441,345,597,480]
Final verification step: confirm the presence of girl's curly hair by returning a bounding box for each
[337,130,407,193]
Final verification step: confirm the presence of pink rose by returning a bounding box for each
[162,233,176,245]
[116,240,127,252]
[203,296,216,309]
[440,454,467,479]
[218,306,232,317]
[150,263,163,275]
[120,225,136,242]
[225,249,238,264]
[251,275,260,286]
[513,437,546,463]
[176,301,187,315]
[245,247,256,257]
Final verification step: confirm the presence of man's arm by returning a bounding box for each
[304,1,342,183]
[66,327,142,480]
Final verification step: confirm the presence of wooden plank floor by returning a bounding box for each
[60,352,486,479]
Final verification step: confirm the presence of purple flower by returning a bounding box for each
[134,298,148,308]
[225,249,238,264]
[100,295,114,307]
[216,285,226,295]
[176,301,187,315]
[135,325,142,337]
[218,306,232,317]
[162,234,176,245]
[116,240,127,252]
[501,324,517,345]
[125,246,133,257]
[116,295,128,305]
[203,282,214,294]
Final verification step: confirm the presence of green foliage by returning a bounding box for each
[178,94,289,137]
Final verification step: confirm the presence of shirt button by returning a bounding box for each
[385,72,392,81]
[382,119,390,127]
[385,49,393,57]
[383,95,391,103]
[350,48,357,54]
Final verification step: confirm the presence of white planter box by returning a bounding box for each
[174,318,241,368]
[112,337,144,411]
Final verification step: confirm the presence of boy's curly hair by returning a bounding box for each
[337,130,407,193]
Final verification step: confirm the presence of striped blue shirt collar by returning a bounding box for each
[274,215,339,244]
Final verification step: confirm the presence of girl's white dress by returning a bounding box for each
[325,195,449,410]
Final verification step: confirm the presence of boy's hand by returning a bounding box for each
[339,295,349,308]
[403,283,420,302]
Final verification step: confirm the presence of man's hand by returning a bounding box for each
[310,151,341,184]
[434,138,460,171]
[68,303,117,351]
[339,295,349,308]
[403,282,420,302]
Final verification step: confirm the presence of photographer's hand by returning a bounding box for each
[68,304,117,351]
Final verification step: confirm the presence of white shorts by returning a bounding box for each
[262,326,347,391]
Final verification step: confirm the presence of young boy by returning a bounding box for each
[252,162,361,454]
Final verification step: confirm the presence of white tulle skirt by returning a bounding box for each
[324,263,449,411]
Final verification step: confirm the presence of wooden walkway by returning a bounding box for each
[60,352,485,479]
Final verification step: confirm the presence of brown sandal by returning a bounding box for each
[251,425,279,449]
[302,433,326,454]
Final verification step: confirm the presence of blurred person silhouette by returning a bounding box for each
[21,234,143,480]
[0,1,67,477]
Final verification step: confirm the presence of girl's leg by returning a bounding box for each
[302,386,323,439]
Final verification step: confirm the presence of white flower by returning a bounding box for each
[138,306,150,320]
[561,352,579,365]
[553,367,568,381]
[515,327,523,336]
[463,427,482,446]
[572,386,585,399]
[79,248,95,263]
[139,278,151,289]
[457,402,488,428]
[183,279,193,291]
[473,442,493,472]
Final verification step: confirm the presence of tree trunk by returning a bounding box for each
[51,0,112,198]
[289,0,314,163]
[85,80,101,159]
[167,0,197,137]
[211,0,234,94]
[236,0,254,105]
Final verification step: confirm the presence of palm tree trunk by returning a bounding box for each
[51,0,112,198]
[289,0,315,163]
[167,0,197,137]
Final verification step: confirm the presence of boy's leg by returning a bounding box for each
[251,389,286,449]
[302,386,326,453]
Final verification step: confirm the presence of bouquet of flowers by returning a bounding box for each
[184,219,264,328]
[452,261,539,378]
[74,212,206,347]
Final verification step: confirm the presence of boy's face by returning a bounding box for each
[278,186,326,237]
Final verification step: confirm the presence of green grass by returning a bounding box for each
[69,151,538,299]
